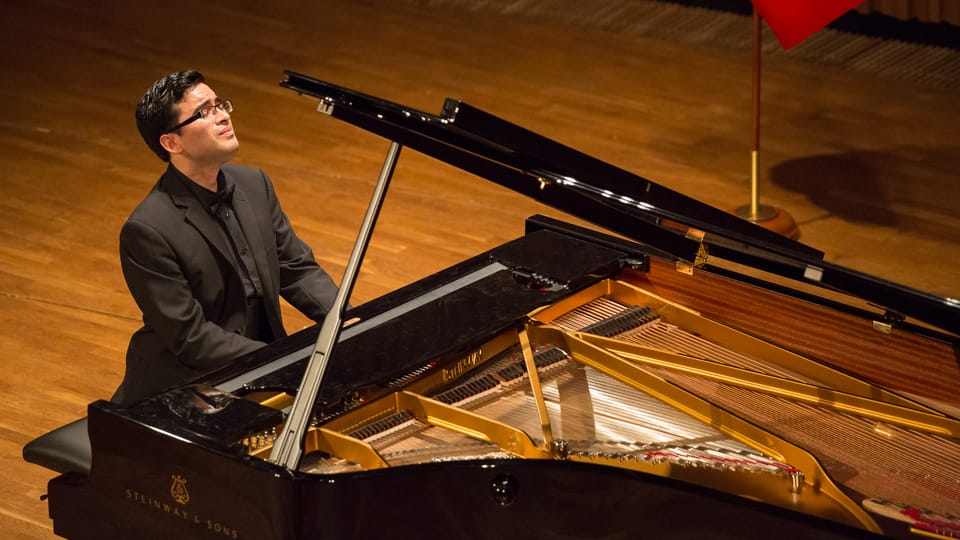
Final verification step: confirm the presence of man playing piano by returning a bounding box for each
[112,70,340,405]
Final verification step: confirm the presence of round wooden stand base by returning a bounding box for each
[735,204,799,239]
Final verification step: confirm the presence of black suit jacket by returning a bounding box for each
[114,163,338,404]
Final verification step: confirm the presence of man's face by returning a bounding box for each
[169,83,239,166]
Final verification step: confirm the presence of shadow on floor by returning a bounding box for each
[769,146,960,244]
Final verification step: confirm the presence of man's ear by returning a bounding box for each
[159,132,182,156]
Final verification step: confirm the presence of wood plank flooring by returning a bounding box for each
[1,1,957,537]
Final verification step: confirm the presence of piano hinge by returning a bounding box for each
[535,176,553,190]
[872,308,906,335]
[316,98,335,115]
[675,242,708,275]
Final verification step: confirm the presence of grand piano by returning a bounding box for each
[24,72,960,539]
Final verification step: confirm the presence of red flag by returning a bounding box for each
[751,0,864,49]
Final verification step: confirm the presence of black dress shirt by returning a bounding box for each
[171,167,272,341]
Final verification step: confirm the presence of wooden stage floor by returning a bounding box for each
[1,1,958,537]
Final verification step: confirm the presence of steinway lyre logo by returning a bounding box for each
[170,474,190,505]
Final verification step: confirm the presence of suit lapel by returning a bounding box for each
[161,168,235,270]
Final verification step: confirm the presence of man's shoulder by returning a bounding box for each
[223,164,275,203]
[127,179,173,219]
[223,163,268,186]
[125,170,191,227]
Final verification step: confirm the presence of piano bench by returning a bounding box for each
[22,417,91,476]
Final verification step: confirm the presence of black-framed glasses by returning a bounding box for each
[165,99,234,133]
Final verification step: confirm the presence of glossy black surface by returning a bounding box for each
[114,229,628,447]
[281,72,959,335]
[51,403,884,540]
[51,414,884,540]
[293,460,885,540]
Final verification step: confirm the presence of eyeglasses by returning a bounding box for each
[165,99,234,133]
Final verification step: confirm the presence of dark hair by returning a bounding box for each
[135,70,206,162]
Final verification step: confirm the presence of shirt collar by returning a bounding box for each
[168,164,232,214]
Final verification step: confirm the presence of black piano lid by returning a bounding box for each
[280,71,960,336]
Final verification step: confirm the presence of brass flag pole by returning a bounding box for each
[735,8,799,239]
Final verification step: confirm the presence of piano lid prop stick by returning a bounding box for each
[270,141,403,470]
